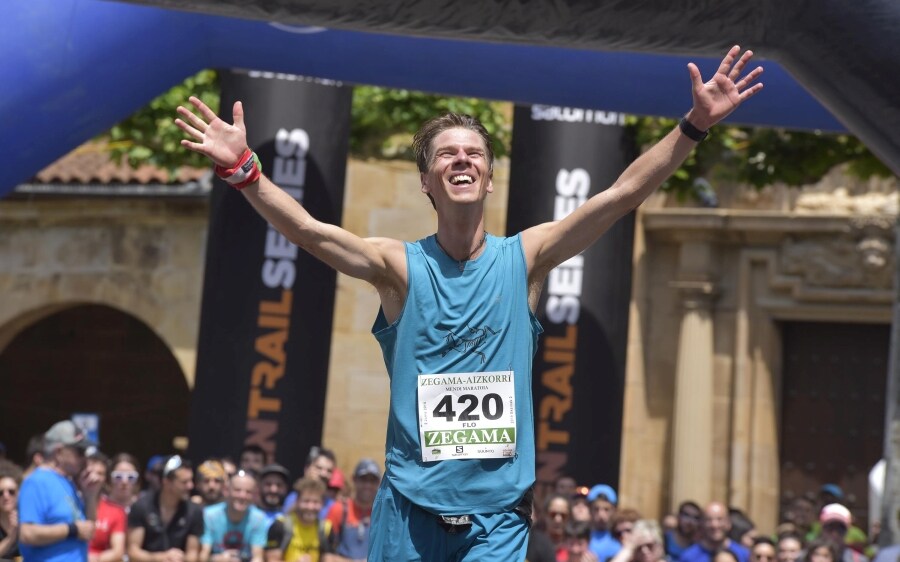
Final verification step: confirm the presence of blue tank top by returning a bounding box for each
[371,233,542,514]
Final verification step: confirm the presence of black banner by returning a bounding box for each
[506,105,635,494]
[189,71,352,477]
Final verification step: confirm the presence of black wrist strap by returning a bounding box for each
[67,522,78,539]
[679,117,709,142]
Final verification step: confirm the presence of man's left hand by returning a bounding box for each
[686,45,764,131]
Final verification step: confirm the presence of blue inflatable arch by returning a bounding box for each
[3,0,898,196]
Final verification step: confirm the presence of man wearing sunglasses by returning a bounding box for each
[18,420,103,562]
[128,455,204,562]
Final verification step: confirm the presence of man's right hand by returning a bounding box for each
[175,97,249,169]
[75,520,95,541]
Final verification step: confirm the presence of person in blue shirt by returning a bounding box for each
[18,420,103,562]
[666,502,702,560]
[176,45,764,561]
[679,503,750,562]
[200,471,268,562]
[588,484,621,561]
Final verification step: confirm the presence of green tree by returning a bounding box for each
[626,116,893,200]
[350,86,511,162]
[106,70,220,172]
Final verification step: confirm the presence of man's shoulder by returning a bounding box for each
[203,502,227,519]
[247,506,268,525]
[133,490,157,508]
[21,467,57,488]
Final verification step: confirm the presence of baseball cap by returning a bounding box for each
[44,420,93,451]
[820,483,844,500]
[146,454,166,472]
[353,458,381,479]
[259,463,291,483]
[820,503,852,526]
[329,467,346,490]
[587,483,618,505]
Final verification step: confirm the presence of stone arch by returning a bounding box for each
[0,303,190,467]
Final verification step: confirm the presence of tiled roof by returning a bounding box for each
[32,142,209,185]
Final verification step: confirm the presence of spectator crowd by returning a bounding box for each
[0,421,378,562]
[0,419,895,562]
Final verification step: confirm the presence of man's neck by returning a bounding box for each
[159,489,182,510]
[352,497,373,512]
[41,461,68,478]
[226,505,247,523]
[701,538,728,551]
[434,221,487,262]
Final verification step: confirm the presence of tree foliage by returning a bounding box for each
[107,69,220,171]
[349,86,511,161]
[104,69,893,198]
[626,116,893,199]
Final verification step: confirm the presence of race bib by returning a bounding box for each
[418,370,517,462]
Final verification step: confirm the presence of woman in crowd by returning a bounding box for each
[805,540,841,562]
[0,460,22,560]
[610,519,669,562]
[752,537,778,562]
[87,452,127,562]
[87,452,140,562]
[108,452,141,510]
[776,532,804,562]
[543,493,573,561]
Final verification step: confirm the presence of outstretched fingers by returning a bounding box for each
[727,49,754,81]
[176,104,209,132]
[735,66,765,97]
[174,118,203,141]
[716,45,741,77]
[738,80,764,101]
[179,138,206,153]
[189,95,219,123]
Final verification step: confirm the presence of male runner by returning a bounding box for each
[176,45,763,561]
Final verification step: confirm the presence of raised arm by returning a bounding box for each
[521,45,764,281]
[175,98,407,294]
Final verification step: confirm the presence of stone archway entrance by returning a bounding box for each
[0,304,190,467]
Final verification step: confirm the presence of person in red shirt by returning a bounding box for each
[107,453,141,511]
[86,453,127,562]
[323,460,380,562]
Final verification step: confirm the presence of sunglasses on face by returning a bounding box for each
[112,470,139,483]
[0,488,16,497]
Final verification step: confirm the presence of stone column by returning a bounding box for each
[670,241,717,509]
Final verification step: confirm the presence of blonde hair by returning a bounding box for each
[633,519,663,544]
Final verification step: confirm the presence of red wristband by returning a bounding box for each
[214,148,253,179]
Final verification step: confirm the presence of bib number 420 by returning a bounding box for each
[432,393,503,422]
